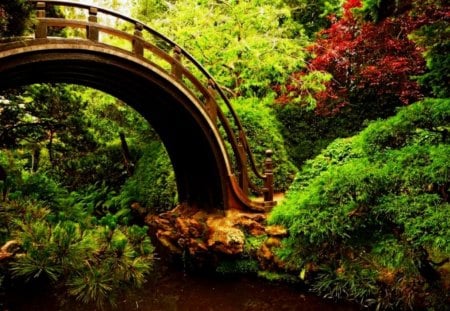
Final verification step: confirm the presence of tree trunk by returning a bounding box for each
[0,165,6,201]
[31,147,40,172]
[48,129,55,168]
[120,132,134,176]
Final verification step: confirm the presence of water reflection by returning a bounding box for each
[4,264,360,311]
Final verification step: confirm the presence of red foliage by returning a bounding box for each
[277,0,433,117]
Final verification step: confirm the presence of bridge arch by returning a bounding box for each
[0,0,276,211]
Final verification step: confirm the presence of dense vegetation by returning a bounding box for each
[270,98,450,309]
[1,0,449,309]
[0,85,157,307]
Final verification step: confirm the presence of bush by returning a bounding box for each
[270,99,450,309]
[232,97,298,192]
[9,201,154,308]
[274,103,363,167]
[9,171,66,204]
[118,141,177,213]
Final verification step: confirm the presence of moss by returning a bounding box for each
[257,271,299,283]
[216,258,259,275]
[244,235,267,254]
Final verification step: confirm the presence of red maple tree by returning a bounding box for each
[278,0,431,117]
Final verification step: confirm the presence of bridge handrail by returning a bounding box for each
[27,0,272,200]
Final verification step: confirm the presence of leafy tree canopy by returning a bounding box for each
[283,0,343,36]
[276,0,448,122]
[133,0,309,98]
[0,0,32,37]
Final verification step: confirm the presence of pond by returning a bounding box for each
[2,261,360,311]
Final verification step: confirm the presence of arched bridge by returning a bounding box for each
[0,0,276,211]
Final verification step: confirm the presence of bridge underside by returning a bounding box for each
[0,41,233,210]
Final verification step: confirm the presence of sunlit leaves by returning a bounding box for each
[132,0,309,97]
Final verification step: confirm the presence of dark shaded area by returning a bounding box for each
[3,262,361,311]
[0,0,32,37]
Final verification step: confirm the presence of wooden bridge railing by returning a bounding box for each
[27,0,275,204]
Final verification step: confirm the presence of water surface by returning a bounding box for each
[3,264,360,311]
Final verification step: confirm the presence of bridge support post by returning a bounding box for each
[206,80,218,124]
[132,23,144,57]
[238,131,249,196]
[263,149,274,202]
[171,46,183,79]
[35,2,47,39]
[87,7,99,42]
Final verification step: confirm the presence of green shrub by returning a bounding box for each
[274,103,362,167]
[232,97,298,192]
[9,171,66,204]
[118,141,177,213]
[10,205,154,308]
[270,99,450,309]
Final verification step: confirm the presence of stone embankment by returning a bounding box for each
[145,204,287,267]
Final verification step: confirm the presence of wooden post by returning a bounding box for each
[206,80,217,124]
[132,23,144,57]
[171,46,183,79]
[35,2,47,39]
[263,149,274,202]
[238,131,249,196]
[87,7,99,41]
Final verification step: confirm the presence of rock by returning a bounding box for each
[175,217,191,236]
[145,203,290,272]
[207,226,245,255]
[236,218,266,236]
[158,236,182,254]
[147,215,174,232]
[265,225,288,237]
[175,217,205,238]
[265,237,281,248]
[187,238,209,255]
[257,243,274,261]
[0,240,20,261]
[130,202,147,216]
[239,213,267,222]
[156,230,181,253]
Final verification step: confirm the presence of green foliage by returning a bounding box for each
[232,97,297,191]
[283,0,343,36]
[410,7,450,98]
[274,103,362,167]
[81,89,155,147]
[312,263,378,306]
[119,141,177,213]
[358,97,450,152]
[356,0,400,22]
[8,201,154,308]
[257,270,299,283]
[132,0,309,98]
[1,84,155,190]
[216,258,259,275]
[270,99,450,309]
[10,171,66,204]
[0,0,33,37]
[244,235,267,254]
